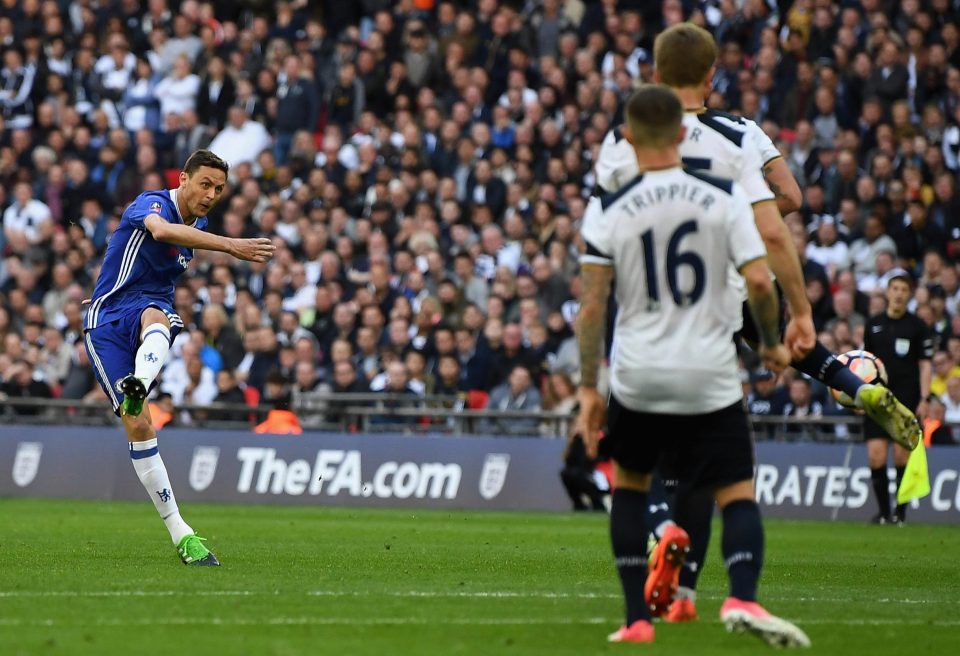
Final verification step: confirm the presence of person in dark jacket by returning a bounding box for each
[274,54,319,164]
[196,56,236,133]
[210,368,248,422]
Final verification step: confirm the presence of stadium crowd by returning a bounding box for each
[0,0,959,438]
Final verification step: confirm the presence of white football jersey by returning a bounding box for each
[595,110,779,330]
[596,110,775,202]
[580,167,766,414]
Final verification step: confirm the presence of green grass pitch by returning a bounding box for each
[1,499,958,655]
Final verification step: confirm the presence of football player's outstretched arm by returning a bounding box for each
[741,257,790,373]
[573,262,614,458]
[144,214,275,263]
[751,200,815,360]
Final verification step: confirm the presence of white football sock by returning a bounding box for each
[135,324,171,388]
[129,438,193,544]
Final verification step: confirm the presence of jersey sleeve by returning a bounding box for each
[580,196,614,267]
[746,119,782,167]
[125,193,172,231]
[594,128,636,195]
[726,183,767,269]
[737,131,777,205]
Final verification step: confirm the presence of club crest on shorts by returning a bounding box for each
[478,453,510,500]
[12,442,43,487]
[189,446,220,491]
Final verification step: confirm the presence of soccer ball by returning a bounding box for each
[830,350,888,408]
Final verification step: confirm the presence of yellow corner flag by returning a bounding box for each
[897,440,931,505]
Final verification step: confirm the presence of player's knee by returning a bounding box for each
[140,308,170,331]
[125,416,156,441]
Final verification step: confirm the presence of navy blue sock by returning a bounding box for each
[646,475,674,540]
[610,488,652,624]
[871,466,891,519]
[793,341,863,399]
[895,466,907,520]
[674,488,714,592]
[721,500,764,602]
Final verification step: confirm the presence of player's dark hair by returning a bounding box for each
[183,149,229,177]
[624,85,683,148]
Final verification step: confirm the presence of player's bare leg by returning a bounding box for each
[120,311,219,565]
[715,481,810,647]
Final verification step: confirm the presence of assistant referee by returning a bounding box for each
[862,269,933,524]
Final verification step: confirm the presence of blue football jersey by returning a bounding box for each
[85,188,208,330]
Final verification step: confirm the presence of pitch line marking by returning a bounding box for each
[0,590,955,606]
[1,617,959,628]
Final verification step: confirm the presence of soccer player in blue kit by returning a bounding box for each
[83,150,275,565]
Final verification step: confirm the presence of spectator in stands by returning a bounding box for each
[806,216,850,278]
[154,53,200,121]
[850,215,898,279]
[210,368,247,423]
[925,395,957,445]
[434,353,465,397]
[275,54,319,164]
[483,365,542,435]
[542,370,576,419]
[59,341,95,400]
[930,351,960,397]
[38,326,70,386]
[0,359,52,415]
[454,326,489,391]
[207,105,270,170]
[292,360,330,427]
[4,181,52,253]
[488,322,540,388]
[122,56,162,134]
[371,360,420,427]
[196,56,235,133]
[254,370,302,435]
[404,349,433,396]
[941,375,960,433]
[148,392,175,430]
[781,377,827,440]
[0,47,36,130]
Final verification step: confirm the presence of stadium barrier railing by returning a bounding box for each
[0,395,950,444]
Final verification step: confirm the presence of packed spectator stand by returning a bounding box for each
[0,0,958,443]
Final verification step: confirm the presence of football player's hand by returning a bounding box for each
[783,314,815,361]
[759,343,791,374]
[572,387,605,459]
[230,237,276,263]
[81,298,92,305]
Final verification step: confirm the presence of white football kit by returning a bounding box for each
[595,110,779,331]
[580,167,766,414]
[595,109,778,201]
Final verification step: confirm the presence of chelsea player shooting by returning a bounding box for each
[83,150,275,565]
